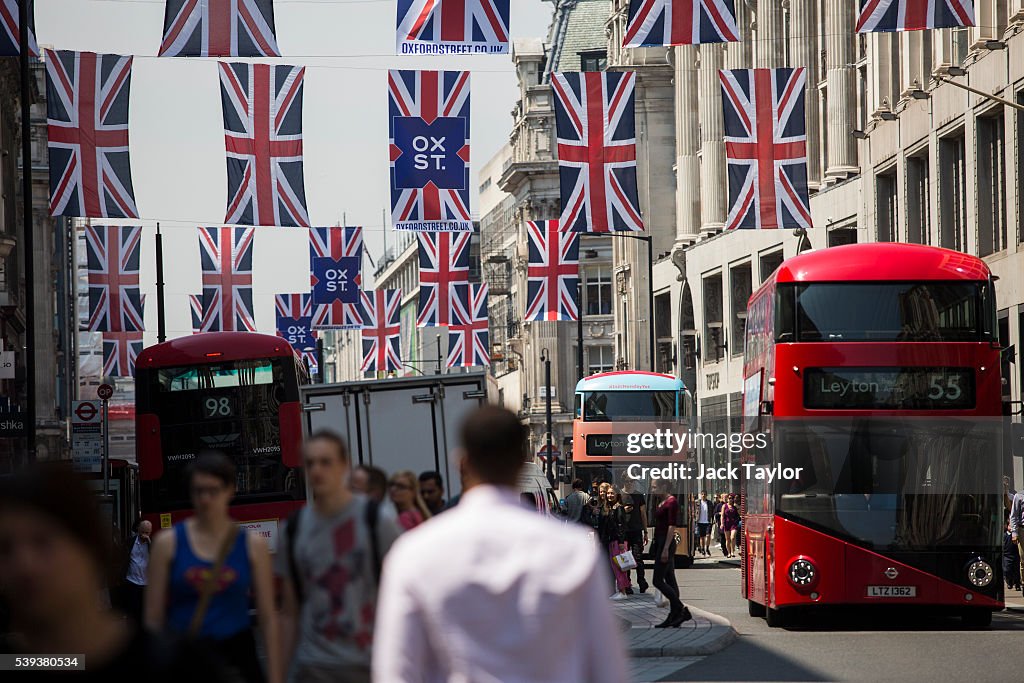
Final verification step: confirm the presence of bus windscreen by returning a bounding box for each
[776,282,991,342]
[583,390,676,422]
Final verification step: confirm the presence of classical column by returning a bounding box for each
[788,0,822,187]
[698,44,726,235]
[675,45,700,247]
[825,0,859,178]
[755,0,786,69]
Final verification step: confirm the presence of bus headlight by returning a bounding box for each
[788,558,817,588]
[966,559,993,588]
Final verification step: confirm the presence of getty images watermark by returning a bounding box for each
[618,428,804,482]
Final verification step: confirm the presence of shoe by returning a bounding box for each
[610,592,628,601]
[638,581,649,593]
[655,591,668,608]
[667,606,693,628]
[625,587,634,595]
[654,610,680,628]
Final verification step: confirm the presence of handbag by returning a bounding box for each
[187,525,240,639]
[613,549,637,571]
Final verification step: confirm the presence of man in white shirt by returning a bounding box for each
[116,519,151,623]
[372,406,629,683]
[696,491,712,557]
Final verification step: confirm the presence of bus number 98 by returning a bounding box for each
[204,396,234,418]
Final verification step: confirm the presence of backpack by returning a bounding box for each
[286,498,382,604]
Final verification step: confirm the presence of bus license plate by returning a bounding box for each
[866,585,916,598]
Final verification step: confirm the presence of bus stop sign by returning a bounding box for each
[97,384,114,401]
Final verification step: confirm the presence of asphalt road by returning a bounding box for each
[652,558,1024,682]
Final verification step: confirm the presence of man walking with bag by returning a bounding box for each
[277,432,402,683]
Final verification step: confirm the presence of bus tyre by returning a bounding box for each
[961,609,992,630]
[765,606,789,627]
[748,600,766,618]
[677,554,694,569]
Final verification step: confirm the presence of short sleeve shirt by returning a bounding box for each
[625,492,646,532]
[654,495,679,538]
[274,496,401,670]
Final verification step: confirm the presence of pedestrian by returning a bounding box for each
[417,471,447,516]
[599,487,631,600]
[372,406,629,682]
[721,494,740,558]
[0,466,230,683]
[277,431,402,683]
[695,491,712,557]
[650,479,692,628]
[1004,514,1021,592]
[564,478,591,523]
[712,493,726,556]
[146,451,281,683]
[388,470,432,531]
[1010,486,1024,594]
[115,519,152,624]
[350,465,388,504]
[619,475,648,593]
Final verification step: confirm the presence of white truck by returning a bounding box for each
[299,372,490,497]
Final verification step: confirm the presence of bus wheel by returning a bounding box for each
[961,609,992,630]
[765,606,789,627]
[747,600,766,618]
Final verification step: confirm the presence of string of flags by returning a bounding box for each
[56,0,982,377]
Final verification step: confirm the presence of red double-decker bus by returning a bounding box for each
[742,243,1005,628]
[135,332,307,549]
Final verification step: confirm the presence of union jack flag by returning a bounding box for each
[275,293,317,350]
[361,289,402,374]
[447,283,488,368]
[720,68,811,230]
[220,62,309,228]
[310,227,364,330]
[624,0,739,47]
[553,71,643,233]
[84,225,144,333]
[301,348,318,376]
[194,227,257,332]
[525,221,579,322]
[396,0,510,54]
[0,0,37,57]
[45,50,138,219]
[417,231,471,327]
[102,331,143,378]
[389,69,473,232]
[159,0,280,57]
[856,0,974,32]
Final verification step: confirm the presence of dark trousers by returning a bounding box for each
[652,536,683,613]
[115,581,145,624]
[626,531,647,588]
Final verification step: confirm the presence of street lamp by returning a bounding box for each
[540,348,554,487]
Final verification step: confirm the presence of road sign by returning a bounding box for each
[72,400,103,473]
[0,351,14,379]
[97,384,114,401]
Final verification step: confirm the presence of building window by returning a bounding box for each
[939,132,967,251]
[876,169,898,242]
[759,250,784,284]
[580,51,607,72]
[655,293,673,374]
[1019,90,1024,245]
[828,227,858,246]
[998,310,1011,400]
[587,345,614,375]
[951,27,969,66]
[977,112,1007,256]
[469,233,482,283]
[703,273,724,362]
[906,154,930,245]
[585,267,612,315]
[730,263,751,357]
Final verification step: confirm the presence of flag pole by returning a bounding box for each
[156,223,166,343]
[19,0,35,461]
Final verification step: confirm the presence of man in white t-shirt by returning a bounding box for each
[696,491,712,556]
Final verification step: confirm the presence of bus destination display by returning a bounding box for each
[804,367,974,410]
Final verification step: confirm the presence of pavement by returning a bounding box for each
[613,591,737,657]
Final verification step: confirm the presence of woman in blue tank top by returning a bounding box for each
[146,452,281,683]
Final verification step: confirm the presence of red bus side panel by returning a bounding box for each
[137,413,162,480]
[279,401,303,469]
